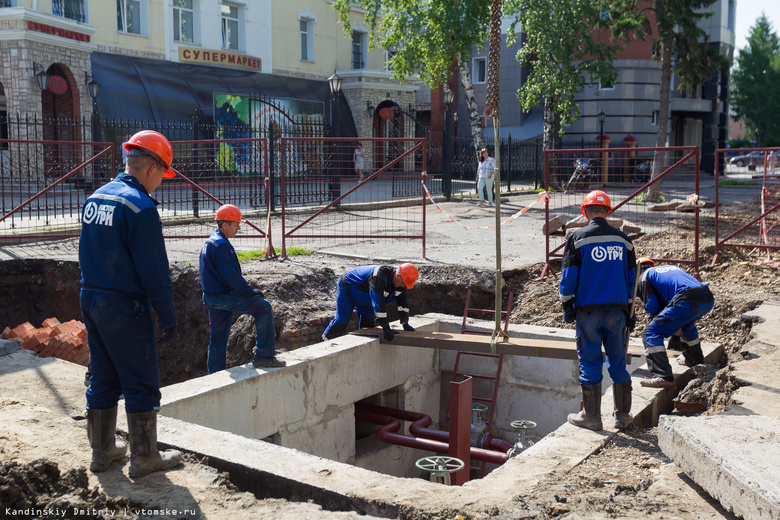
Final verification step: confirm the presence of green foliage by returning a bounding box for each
[236,247,312,262]
[332,0,492,88]
[728,138,753,149]
[718,180,753,186]
[503,0,620,147]
[730,14,780,147]
[630,191,665,204]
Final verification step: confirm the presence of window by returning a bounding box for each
[352,31,366,69]
[53,0,86,23]
[652,110,659,126]
[300,20,314,61]
[727,0,735,31]
[173,0,194,43]
[599,77,615,90]
[221,3,239,50]
[117,0,143,35]
[385,48,397,71]
[473,57,486,84]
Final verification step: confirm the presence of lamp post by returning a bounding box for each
[33,62,50,91]
[327,72,343,205]
[443,86,455,200]
[85,71,101,141]
[598,110,606,143]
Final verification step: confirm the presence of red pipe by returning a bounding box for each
[355,403,509,465]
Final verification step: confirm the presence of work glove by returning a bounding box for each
[157,325,177,344]
[626,314,637,333]
[403,323,415,332]
[562,301,576,324]
[377,319,394,341]
[252,288,265,299]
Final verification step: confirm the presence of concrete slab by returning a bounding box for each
[0,338,20,357]
[658,415,780,520]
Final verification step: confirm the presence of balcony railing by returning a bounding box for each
[52,0,86,23]
[0,0,14,8]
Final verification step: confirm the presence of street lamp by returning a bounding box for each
[33,62,50,91]
[598,110,606,141]
[328,72,343,96]
[327,72,342,204]
[443,86,455,200]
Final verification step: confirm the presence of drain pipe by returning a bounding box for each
[355,404,509,465]
[358,403,512,454]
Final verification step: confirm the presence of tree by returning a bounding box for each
[333,0,493,151]
[610,0,728,198]
[504,0,620,152]
[730,14,780,146]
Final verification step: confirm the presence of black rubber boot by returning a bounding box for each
[127,410,182,478]
[322,322,348,341]
[613,381,633,429]
[680,338,704,366]
[567,383,603,431]
[87,406,127,472]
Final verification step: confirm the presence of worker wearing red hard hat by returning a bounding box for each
[322,263,419,341]
[199,204,286,373]
[80,130,181,478]
[559,190,637,432]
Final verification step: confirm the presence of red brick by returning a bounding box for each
[42,318,61,329]
[12,322,35,338]
[2,326,12,339]
[75,328,88,340]
[74,350,89,366]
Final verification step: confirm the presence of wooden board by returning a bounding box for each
[350,329,676,360]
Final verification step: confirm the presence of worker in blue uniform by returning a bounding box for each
[635,258,714,387]
[322,264,419,341]
[80,130,181,478]
[560,191,636,431]
[199,204,286,373]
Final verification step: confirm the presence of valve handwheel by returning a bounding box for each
[415,456,465,474]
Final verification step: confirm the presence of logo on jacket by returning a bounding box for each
[591,245,623,262]
[83,201,115,227]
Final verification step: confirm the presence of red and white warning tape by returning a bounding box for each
[422,183,549,230]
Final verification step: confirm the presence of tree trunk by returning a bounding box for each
[543,98,562,188]
[458,57,486,154]
[648,41,672,201]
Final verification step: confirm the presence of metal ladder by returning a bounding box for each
[452,289,514,477]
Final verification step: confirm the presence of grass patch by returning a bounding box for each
[630,191,666,204]
[236,246,312,262]
[718,180,753,186]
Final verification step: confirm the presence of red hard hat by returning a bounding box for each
[581,190,612,217]
[123,130,175,178]
[215,204,245,222]
[398,263,418,289]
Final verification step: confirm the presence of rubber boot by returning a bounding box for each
[567,383,603,431]
[680,338,704,366]
[613,381,633,429]
[87,406,127,472]
[127,410,182,478]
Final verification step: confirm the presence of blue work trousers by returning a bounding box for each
[575,308,631,386]
[81,289,161,413]
[644,298,714,379]
[323,281,375,337]
[203,292,275,374]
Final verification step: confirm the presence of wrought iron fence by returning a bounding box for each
[52,0,86,23]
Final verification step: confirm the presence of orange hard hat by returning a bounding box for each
[215,204,245,222]
[123,130,175,178]
[398,263,418,289]
[581,190,612,217]
[638,257,655,269]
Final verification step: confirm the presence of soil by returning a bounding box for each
[1,197,778,519]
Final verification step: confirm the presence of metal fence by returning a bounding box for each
[713,147,780,263]
[280,137,427,256]
[542,146,701,278]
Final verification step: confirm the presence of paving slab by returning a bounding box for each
[658,415,780,520]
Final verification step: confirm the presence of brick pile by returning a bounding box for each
[2,318,89,366]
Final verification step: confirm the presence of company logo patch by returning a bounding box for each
[591,245,624,262]
[83,201,116,227]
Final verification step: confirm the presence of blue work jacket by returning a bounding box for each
[199,228,253,297]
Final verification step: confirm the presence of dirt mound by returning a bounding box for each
[0,459,143,520]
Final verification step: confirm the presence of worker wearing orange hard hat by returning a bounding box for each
[80,130,181,478]
[559,191,637,432]
[199,204,286,374]
[322,264,419,342]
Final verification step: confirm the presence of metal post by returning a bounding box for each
[507,133,512,191]
[443,108,453,200]
[268,120,276,212]
[448,376,473,486]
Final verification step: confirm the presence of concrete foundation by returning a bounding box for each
[658,415,780,520]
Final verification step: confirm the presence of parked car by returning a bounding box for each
[728,151,764,167]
